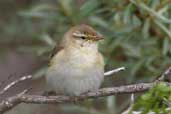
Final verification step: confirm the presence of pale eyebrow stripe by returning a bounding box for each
[73,32,88,38]
[73,32,98,38]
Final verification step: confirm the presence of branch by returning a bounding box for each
[104,67,125,76]
[0,75,32,95]
[0,82,153,114]
[0,67,170,114]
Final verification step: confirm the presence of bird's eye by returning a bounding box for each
[80,36,86,40]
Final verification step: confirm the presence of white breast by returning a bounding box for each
[46,48,104,96]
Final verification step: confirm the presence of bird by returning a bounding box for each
[46,24,105,96]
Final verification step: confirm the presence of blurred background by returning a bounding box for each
[0,0,171,114]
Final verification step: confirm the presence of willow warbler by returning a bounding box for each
[46,24,104,96]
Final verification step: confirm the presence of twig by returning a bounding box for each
[130,0,171,39]
[130,0,171,24]
[155,66,171,82]
[154,20,171,39]
[0,75,32,95]
[0,67,170,114]
[0,75,15,89]
[0,88,30,114]
[104,67,125,76]
[122,94,135,114]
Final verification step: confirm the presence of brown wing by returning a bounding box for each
[50,44,64,59]
[48,43,64,67]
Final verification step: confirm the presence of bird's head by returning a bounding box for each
[63,24,104,49]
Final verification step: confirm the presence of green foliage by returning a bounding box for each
[133,83,171,113]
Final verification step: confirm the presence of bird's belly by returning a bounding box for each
[46,63,104,96]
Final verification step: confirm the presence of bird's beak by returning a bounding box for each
[93,35,104,41]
